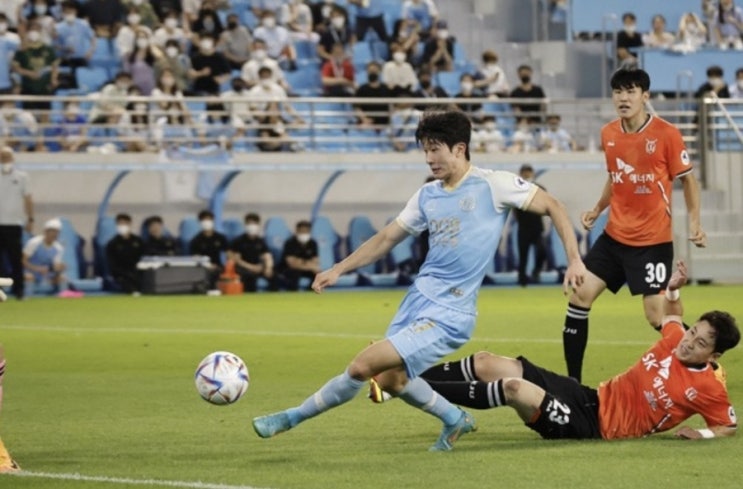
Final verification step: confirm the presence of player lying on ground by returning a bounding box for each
[415,261,739,440]
[0,343,20,473]
[252,110,586,451]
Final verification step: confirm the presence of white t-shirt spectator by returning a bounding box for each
[248,81,288,112]
[0,0,24,28]
[472,127,506,153]
[539,127,574,152]
[153,26,186,49]
[116,25,153,59]
[478,62,510,96]
[241,57,286,87]
[401,0,439,32]
[220,89,254,128]
[382,58,418,91]
[253,25,292,59]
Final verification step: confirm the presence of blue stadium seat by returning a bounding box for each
[347,128,389,152]
[75,67,109,94]
[312,216,358,287]
[179,217,202,255]
[347,215,397,286]
[264,216,292,264]
[294,40,317,60]
[284,68,321,95]
[89,37,121,78]
[436,71,464,96]
[587,211,608,248]
[352,42,374,65]
[93,216,117,286]
[59,218,104,292]
[222,217,244,242]
[370,40,389,61]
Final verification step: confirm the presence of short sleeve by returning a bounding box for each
[665,125,693,179]
[485,170,538,213]
[21,172,31,197]
[23,236,39,257]
[395,188,426,236]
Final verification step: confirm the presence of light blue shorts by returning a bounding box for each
[385,286,476,379]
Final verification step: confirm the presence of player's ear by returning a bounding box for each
[642,90,650,103]
[708,351,722,363]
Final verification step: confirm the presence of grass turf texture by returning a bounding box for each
[1,285,742,489]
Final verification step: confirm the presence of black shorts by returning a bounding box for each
[519,356,602,440]
[584,232,673,295]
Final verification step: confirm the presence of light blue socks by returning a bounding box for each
[398,377,462,425]
[286,369,364,427]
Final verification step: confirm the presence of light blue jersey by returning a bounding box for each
[397,167,537,314]
[23,235,63,283]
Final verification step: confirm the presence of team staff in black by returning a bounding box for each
[228,213,278,292]
[513,164,547,286]
[142,215,177,256]
[0,147,34,300]
[279,220,320,291]
[189,210,227,290]
[106,213,144,294]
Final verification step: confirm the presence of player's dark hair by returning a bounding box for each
[415,109,472,161]
[701,311,740,354]
[244,212,260,223]
[706,65,724,78]
[115,213,132,223]
[610,68,651,92]
[198,210,214,221]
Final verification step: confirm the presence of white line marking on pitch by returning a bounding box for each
[2,324,651,346]
[5,471,270,489]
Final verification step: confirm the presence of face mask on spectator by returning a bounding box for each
[485,121,497,131]
[232,81,245,92]
[228,21,238,30]
[437,29,448,40]
[116,224,131,236]
[252,49,267,60]
[34,5,46,15]
[520,74,531,84]
[461,81,473,93]
[624,24,636,34]
[27,30,41,43]
[132,0,143,5]
[165,46,179,58]
[136,38,149,49]
[420,78,431,89]
[331,16,345,29]
[200,39,214,52]
[0,23,6,34]
[128,13,141,25]
[134,103,148,112]
[260,78,272,89]
[66,104,80,115]
[200,219,214,232]
[116,80,130,91]
[367,72,379,83]
[245,224,260,236]
[263,16,276,28]
[297,233,311,244]
[709,77,725,88]
[64,12,76,23]
[162,76,175,87]
[393,51,406,63]
[165,17,178,29]
[203,18,215,32]
[321,5,332,18]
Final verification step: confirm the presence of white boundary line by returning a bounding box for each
[6,471,270,489]
[2,324,651,346]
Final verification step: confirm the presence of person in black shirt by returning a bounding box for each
[509,65,546,123]
[354,62,391,127]
[228,213,278,292]
[142,215,177,256]
[317,6,353,62]
[106,213,144,294]
[413,68,450,111]
[189,210,227,290]
[189,34,231,95]
[279,220,320,291]
[455,73,484,122]
[421,20,454,72]
[513,164,547,286]
[616,12,643,69]
[694,65,731,99]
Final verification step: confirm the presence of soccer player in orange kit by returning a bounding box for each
[0,343,19,473]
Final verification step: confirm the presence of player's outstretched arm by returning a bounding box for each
[675,425,736,440]
[663,260,688,319]
[580,176,612,230]
[526,189,586,294]
[679,173,707,248]
[312,221,409,293]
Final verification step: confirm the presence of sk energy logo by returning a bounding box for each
[610,157,635,183]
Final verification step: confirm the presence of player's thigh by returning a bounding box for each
[569,269,606,306]
[624,242,673,296]
[582,233,625,295]
[473,352,524,382]
[348,339,404,380]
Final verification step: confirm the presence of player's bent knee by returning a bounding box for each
[502,378,522,401]
[376,370,407,394]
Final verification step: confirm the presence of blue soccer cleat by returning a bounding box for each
[429,410,477,452]
[252,411,292,438]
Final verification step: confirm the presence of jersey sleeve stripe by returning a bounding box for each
[395,217,420,236]
[674,168,694,179]
[519,185,539,211]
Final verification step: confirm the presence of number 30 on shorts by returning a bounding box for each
[645,262,667,284]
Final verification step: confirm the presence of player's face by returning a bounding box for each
[675,321,719,365]
[422,139,464,184]
[611,85,648,121]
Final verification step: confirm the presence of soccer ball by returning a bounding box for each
[194,351,249,405]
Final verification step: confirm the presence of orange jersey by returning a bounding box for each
[598,321,737,440]
[601,116,693,246]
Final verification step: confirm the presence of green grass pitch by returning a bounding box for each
[1,284,742,489]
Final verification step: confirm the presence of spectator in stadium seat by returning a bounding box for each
[248,66,303,152]
[189,210,228,291]
[22,2,54,46]
[616,12,643,70]
[151,68,192,147]
[22,218,66,291]
[279,220,320,291]
[509,116,538,154]
[454,73,483,122]
[401,0,439,40]
[89,71,132,123]
[241,38,289,91]
[83,0,125,38]
[321,42,355,96]
[309,0,349,33]
[695,65,731,99]
[471,115,505,154]
[509,64,546,123]
[317,6,353,62]
[12,23,58,122]
[421,20,454,72]
[218,13,253,70]
[474,49,509,98]
[155,39,192,93]
[182,0,205,25]
[124,29,161,95]
[0,15,21,95]
[220,77,254,137]
[189,34,231,95]
[153,11,187,51]
[126,0,160,30]
[253,10,297,70]
[390,19,421,66]
[190,3,224,40]
[712,0,743,50]
[389,98,421,152]
[58,101,89,152]
[281,0,320,44]
[116,6,153,60]
[54,1,96,88]
[382,42,418,96]
[676,12,708,51]
[354,61,391,127]
[413,67,450,110]
[349,0,388,42]
[642,14,675,49]
[539,114,576,152]
[121,86,152,152]
[252,0,286,20]
[106,213,144,294]
[142,215,177,256]
[729,67,743,98]
[228,212,278,292]
[0,100,42,152]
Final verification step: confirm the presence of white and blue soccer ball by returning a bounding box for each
[194,351,250,405]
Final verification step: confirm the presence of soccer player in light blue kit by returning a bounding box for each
[253,110,586,450]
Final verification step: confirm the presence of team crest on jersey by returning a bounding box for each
[514,176,530,190]
[645,138,657,155]
[459,195,476,212]
[681,150,690,166]
[684,387,698,402]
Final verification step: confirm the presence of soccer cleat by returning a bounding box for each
[428,410,477,452]
[252,411,292,438]
[368,376,392,403]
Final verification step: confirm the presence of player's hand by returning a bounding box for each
[688,223,707,248]
[580,209,599,230]
[562,259,587,296]
[667,260,688,291]
[311,267,340,294]
[675,426,702,440]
